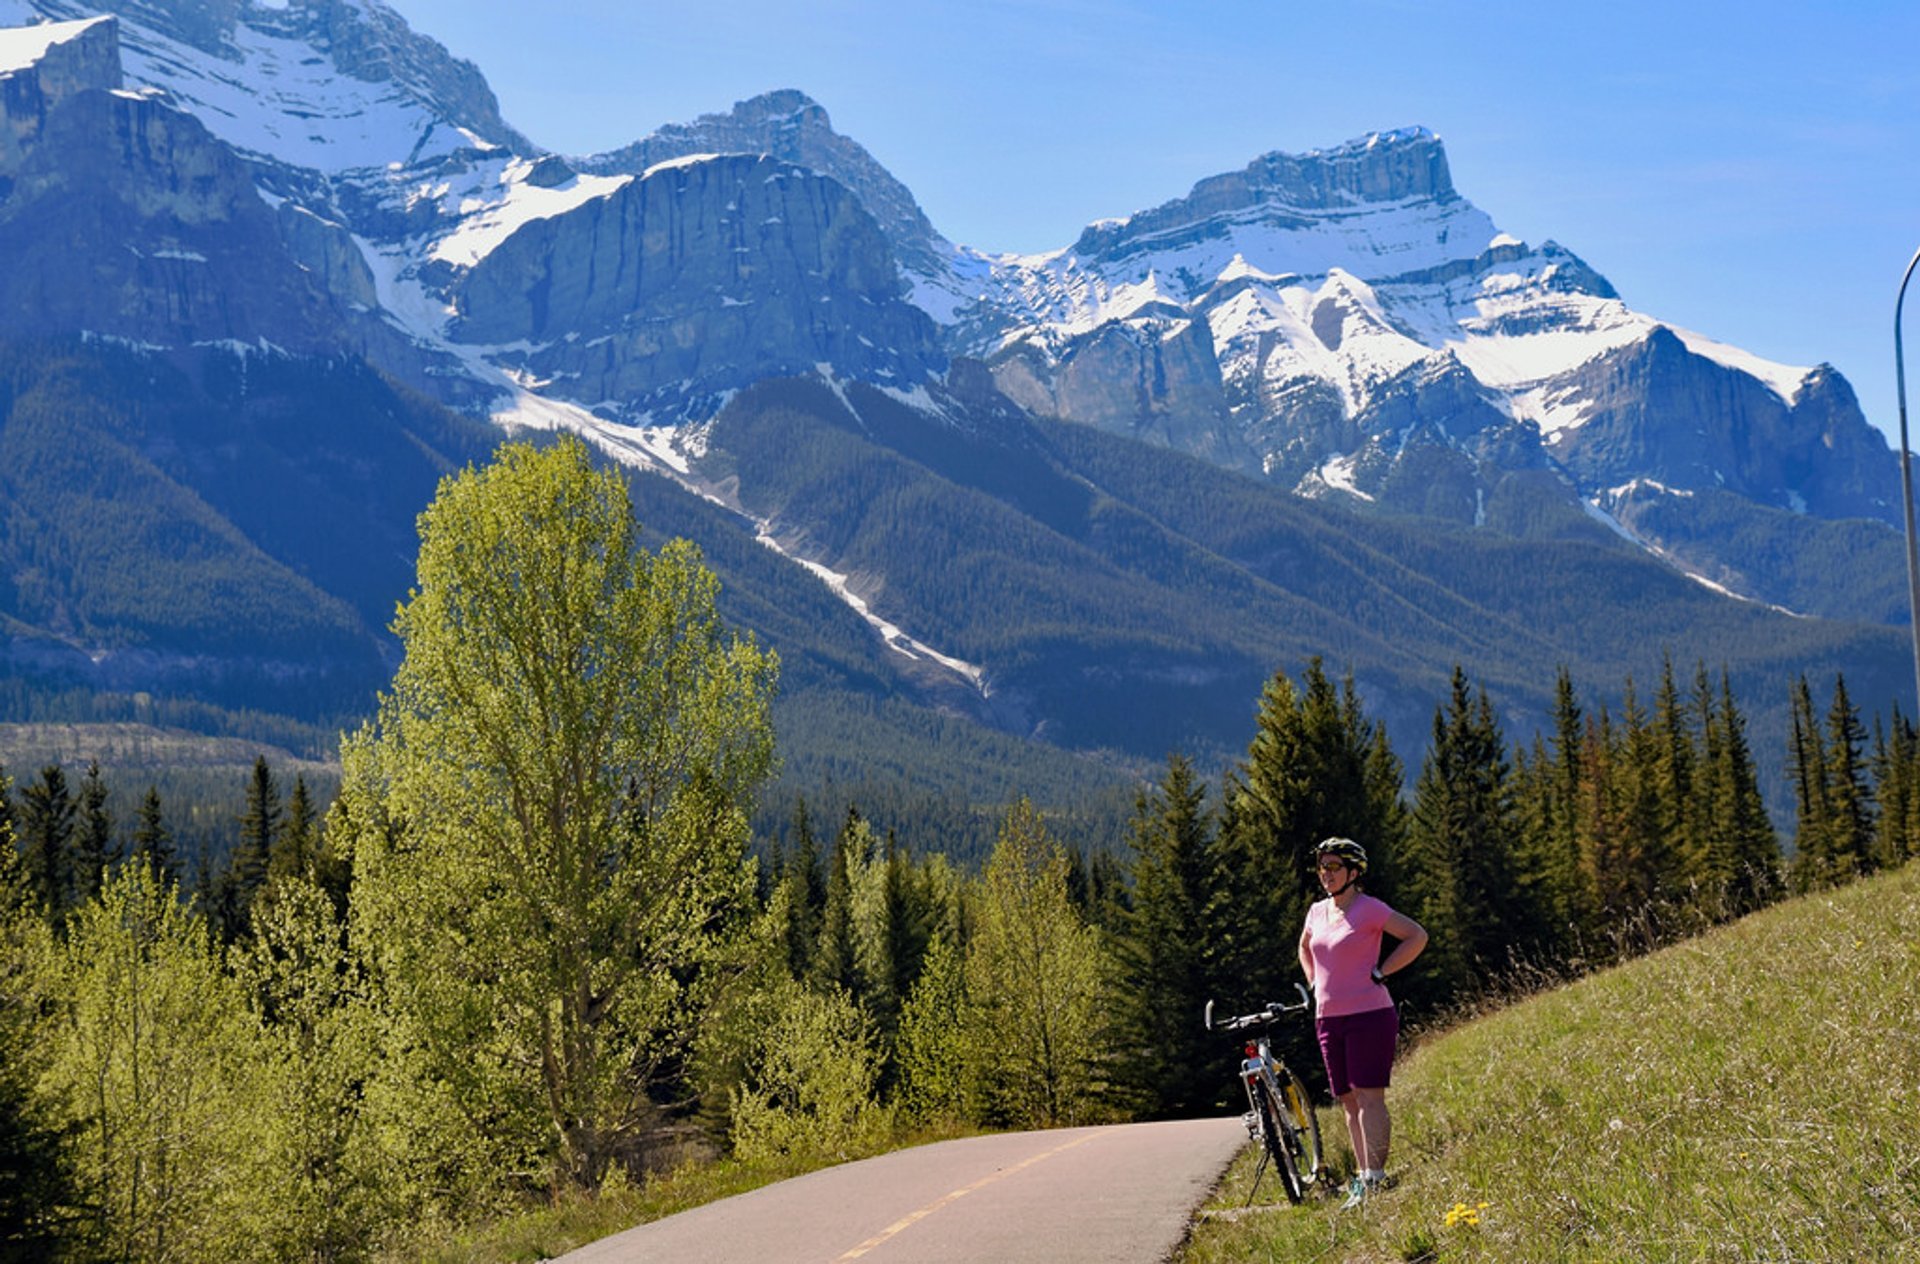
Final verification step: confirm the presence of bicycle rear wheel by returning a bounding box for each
[1254,1079,1306,1203]
[1278,1068,1324,1187]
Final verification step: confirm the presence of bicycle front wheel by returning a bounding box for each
[1278,1068,1324,1187]
[1254,1079,1306,1203]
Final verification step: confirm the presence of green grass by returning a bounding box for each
[1183,864,1920,1263]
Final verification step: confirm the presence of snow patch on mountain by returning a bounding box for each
[0,11,103,68]
[428,158,631,267]
[108,13,486,172]
[1670,325,1810,404]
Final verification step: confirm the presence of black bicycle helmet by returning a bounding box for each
[1314,837,1368,875]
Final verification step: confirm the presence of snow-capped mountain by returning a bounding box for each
[0,0,1901,621]
[945,126,1896,538]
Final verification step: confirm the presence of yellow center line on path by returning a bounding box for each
[835,1132,1100,1261]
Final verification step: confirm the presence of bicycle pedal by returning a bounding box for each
[1240,1111,1259,1136]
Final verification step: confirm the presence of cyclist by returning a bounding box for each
[1297,836,1428,1209]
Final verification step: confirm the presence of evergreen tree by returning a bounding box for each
[128,786,178,889]
[1787,675,1833,891]
[1401,668,1535,1003]
[1116,754,1220,1118]
[1649,658,1699,898]
[1614,680,1664,910]
[1872,711,1918,870]
[780,798,824,981]
[72,761,115,906]
[268,773,318,888]
[18,765,76,924]
[1707,670,1781,914]
[1574,709,1633,943]
[229,756,282,935]
[1822,675,1875,881]
[1215,660,1401,1014]
[812,809,860,996]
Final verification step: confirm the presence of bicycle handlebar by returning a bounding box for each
[1204,981,1313,1032]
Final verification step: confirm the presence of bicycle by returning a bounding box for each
[1205,982,1326,1204]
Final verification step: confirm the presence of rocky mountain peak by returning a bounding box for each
[580,87,948,277]
[1071,126,1455,263]
[7,0,531,169]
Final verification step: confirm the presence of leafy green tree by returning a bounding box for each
[895,930,970,1125]
[728,980,891,1163]
[1872,712,1918,870]
[341,436,778,1195]
[1116,754,1220,1118]
[961,798,1109,1128]
[39,865,265,1259]
[230,876,378,1259]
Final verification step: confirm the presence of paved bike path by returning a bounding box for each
[557,1116,1246,1263]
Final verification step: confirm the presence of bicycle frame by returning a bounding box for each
[1206,983,1324,1205]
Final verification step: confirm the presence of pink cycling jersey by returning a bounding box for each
[1303,892,1395,1018]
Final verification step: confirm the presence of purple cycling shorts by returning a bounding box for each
[1315,1004,1399,1097]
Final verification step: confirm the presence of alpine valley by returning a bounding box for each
[0,0,1909,816]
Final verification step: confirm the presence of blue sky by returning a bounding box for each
[389,1,1920,444]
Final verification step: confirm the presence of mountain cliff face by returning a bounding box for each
[0,0,1909,780]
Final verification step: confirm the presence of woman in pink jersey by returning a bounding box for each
[1297,836,1427,1208]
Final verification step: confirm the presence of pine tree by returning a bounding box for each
[1218,660,1402,1013]
[1117,754,1220,1118]
[780,798,824,981]
[1713,672,1781,913]
[268,773,318,887]
[129,786,178,889]
[17,765,76,924]
[812,808,860,996]
[1401,668,1534,1003]
[1787,675,1833,891]
[1649,658,1699,899]
[229,757,281,937]
[1873,710,1918,869]
[72,761,115,906]
[1823,675,1875,881]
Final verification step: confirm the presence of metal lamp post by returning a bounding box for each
[1894,246,1920,711]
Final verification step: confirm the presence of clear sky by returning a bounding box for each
[387,0,1920,444]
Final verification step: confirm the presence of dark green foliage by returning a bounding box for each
[1790,675,1876,891]
[17,765,74,923]
[128,785,176,888]
[1400,668,1540,1003]
[1117,755,1222,1117]
[227,755,281,937]
[1213,659,1405,1064]
[71,761,114,906]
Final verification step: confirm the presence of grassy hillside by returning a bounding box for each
[1185,864,1920,1262]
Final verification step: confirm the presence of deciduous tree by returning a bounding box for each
[340,437,777,1195]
